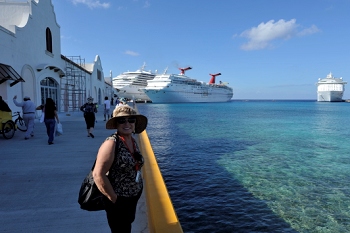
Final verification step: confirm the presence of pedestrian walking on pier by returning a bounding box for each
[13,95,35,140]
[104,96,111,121]
[80,96,97,138]
[36,98,60,145]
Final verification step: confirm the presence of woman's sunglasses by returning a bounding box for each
[116,117,136,124]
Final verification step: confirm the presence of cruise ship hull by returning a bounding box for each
[316,72,347,102]
[112,64,156,102]
[143,86,233,103]
[317,91,344,102]
[116,85,151,101]
[143,69,233,103]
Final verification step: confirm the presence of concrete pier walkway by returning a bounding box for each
[0,110,149,233]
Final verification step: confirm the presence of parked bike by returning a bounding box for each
[0,111,27,139]
[12,111,27,132]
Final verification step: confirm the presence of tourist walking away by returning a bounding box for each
[104,96,111,121]
[111,97,114,106]
[13,95,36,139]
[36,98,60,145]
[93,105,148,233]
[116,98,127,107]
[80,96,97,138]
[112,98,128,118]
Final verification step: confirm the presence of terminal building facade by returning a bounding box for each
[0,0,116,113]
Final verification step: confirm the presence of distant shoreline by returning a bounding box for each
[231,99,316,102]
[231,99,350,102]
[136,99,350,103]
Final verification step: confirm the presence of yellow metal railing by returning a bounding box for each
[137,130,183,233]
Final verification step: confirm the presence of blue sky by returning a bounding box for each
[50,0,350,100]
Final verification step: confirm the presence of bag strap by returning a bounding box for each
[90,134,120,171]
[111,133,120,158]
[90,161,97,171]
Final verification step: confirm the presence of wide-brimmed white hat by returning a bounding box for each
[106,105,147,134]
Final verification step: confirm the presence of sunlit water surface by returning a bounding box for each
[137,101,350,233]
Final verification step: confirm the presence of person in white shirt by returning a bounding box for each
[111,98,128,118]
[104,96,111,121]
[13,95,36,140]
[116,98,127,107]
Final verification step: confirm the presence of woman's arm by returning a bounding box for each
[54,110,59,123]
[93,139,118,203]
[80,104,85,112]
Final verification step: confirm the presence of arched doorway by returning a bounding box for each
[40,77,59,107]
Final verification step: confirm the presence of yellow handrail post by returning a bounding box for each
[137,130,184,233]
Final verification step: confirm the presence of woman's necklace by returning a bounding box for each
[118,135,140,172]
[118,135,135,154]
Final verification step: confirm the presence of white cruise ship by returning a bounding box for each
[112,63,156,101]
[142,67,233,103]
[317,72,347,102]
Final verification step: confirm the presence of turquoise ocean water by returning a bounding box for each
[137,101,350,233]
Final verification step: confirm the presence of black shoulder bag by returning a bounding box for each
[78,134,119,211]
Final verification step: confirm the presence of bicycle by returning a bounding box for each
[12,111,27,132]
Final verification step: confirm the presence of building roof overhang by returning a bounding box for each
[36,63,65,77]
[0,63,25,87]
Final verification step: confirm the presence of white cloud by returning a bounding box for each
[124,50,140,56]
[114,0,149,10]
[71,0,110,9]
[143,0,150,8]
[297,25,321,37]
[238,19,320,50]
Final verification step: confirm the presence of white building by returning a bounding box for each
[0,0,116,113]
